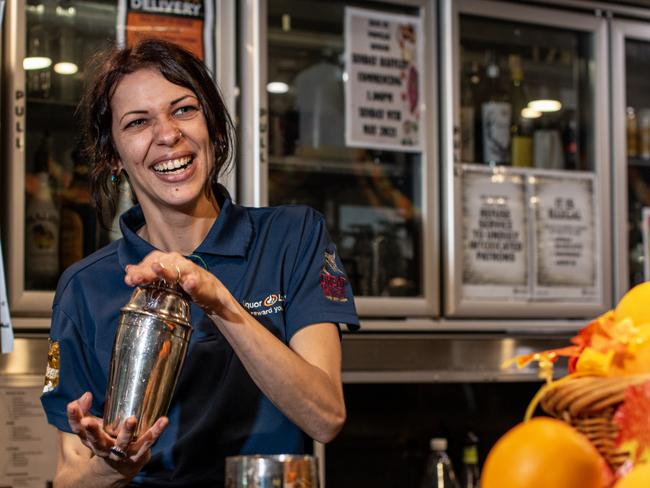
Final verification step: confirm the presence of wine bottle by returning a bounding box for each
[481,51,511,165]
[460,61,478,163]
[509,54,533,167]
[25,133,60,289]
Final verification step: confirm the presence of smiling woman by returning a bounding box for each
[39,39,359,488]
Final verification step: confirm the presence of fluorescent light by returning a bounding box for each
[56,6,76,17]
[23,56,52,70]
[528,99,562,112]
[521,107,542,119]
[26,4,45,14]
[54,62,78,75]
[266,81,289,94]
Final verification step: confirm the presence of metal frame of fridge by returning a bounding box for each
[3,0,237,325]
[240,0,440,319]
[441,0,613,318]
[611,17,650,303]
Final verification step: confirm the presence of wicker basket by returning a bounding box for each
[540,374,650,471]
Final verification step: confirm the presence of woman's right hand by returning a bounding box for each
[66,392,168,476]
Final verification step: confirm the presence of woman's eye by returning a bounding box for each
[174,105,198,117]
[125,118,146,129]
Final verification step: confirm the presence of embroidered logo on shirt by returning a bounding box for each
[43,339,60,394]
[242,293,286,317]
[320,250,348,303]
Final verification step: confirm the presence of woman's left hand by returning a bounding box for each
[124,251,230,316]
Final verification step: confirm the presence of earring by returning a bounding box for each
[111,169,120,185]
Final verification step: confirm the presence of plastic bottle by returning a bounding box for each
[461,432,480,488]
[420,438,460,488]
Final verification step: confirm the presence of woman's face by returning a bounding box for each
[110,68,213,215]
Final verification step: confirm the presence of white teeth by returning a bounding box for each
[153,156,192,173]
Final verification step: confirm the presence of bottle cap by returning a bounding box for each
[430,438,447,451]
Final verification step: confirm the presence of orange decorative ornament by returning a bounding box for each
[481,417,606,488]
[614,282,650,326]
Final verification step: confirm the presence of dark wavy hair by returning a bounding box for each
[79,38,235,228]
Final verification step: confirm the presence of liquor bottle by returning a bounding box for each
[25,133,60,289]
[460,61,479,163]
[461,432,481,488]
[509,54,532,167]
[481,51,511,165]
[563,111,579,170]
[627,107,639,159]
[420,438,460,488]
[60,143,97,270]
[26,25,52,99]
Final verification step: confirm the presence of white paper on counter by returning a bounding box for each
[0,235,14,354]
[0,376,58,487]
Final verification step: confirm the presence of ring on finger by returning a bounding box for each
[110,445,128,460]
[175,264,182,283]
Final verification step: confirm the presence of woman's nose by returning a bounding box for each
[154,119,183,145]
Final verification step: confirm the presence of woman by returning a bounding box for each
[40,39,358,487]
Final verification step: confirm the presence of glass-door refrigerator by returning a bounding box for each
[611,18,650,302]
[441,0,612,319]
[3,0,235,325]
[240,0,439,319]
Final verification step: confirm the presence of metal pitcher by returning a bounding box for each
[103,281,192,439]
[225,455,319,488]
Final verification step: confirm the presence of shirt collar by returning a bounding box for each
[117,185,253,269]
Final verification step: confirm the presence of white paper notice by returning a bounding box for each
[0,377,58,488]
[1,237,14,354]
[532,174,599,300]
[461,167,529,300]
[344,7,423,151]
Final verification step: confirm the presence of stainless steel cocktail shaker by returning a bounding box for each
[103,281,192,439]
[225,455,319,488]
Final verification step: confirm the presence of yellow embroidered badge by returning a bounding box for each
[43,339,60,393]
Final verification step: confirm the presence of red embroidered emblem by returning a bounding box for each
[320,250,348,303]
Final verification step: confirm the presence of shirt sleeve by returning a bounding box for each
[284,209,359,339]
[40,304,106,433]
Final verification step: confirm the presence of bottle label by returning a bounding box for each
[463,446,478,464]
[512,135,533,167]
[26,212,59,276]
[482,102,511,164]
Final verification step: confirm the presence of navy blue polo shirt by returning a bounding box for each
[41,186,359,487]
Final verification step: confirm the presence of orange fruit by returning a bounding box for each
[615,282,650,326]
[481,417,605,488]
[614,462,650,487]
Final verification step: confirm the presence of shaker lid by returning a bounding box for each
[122,280,192,328]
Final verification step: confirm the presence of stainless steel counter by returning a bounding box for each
[2,332,570,383]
